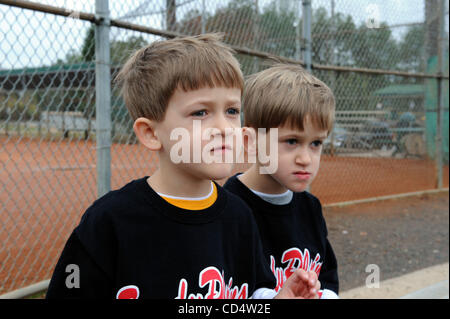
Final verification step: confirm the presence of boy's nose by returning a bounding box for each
[214,114,235,136]
[295,149,312,166]
[202,115,235,141]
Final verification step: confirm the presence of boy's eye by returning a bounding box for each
[312,140,323,148]
[226,107,240,115]
[191,110,207,117]
[285,139,297,145]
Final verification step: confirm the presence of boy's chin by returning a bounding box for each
[199,162,235,181]
[282,180,311,193]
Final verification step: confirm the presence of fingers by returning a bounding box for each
[292,268,309,282]
[277,269,322,299]
[286,268,308,289]
[292,269,321,299]
[308,271,318,287]
[296,269,317,296]
[305,270,320,299]
[308,270,320,291]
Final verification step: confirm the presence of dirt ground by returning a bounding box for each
[323,191,449,292]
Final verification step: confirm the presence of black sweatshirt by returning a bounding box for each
[46,177,276,299]
[224,173,339,296]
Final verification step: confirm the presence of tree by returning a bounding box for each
[81,25,95,62]
[352,22,399,70]
[176,0,256,46]
[110,35,147,65]
[398,24,425,74]
[311,9,357,67]
[258,2,297,58]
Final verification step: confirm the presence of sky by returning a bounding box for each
[0,0,446,70]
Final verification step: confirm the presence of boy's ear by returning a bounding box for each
[242,127,257,156]
[133,117,162,151]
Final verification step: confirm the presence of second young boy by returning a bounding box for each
[224,64,339,299]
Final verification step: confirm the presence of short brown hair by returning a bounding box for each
[243,64,335,132]
[115,33,244,121]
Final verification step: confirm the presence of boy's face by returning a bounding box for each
[155,85,242,181]
[269,120,328,193]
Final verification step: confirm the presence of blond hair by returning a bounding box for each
[115,33,244,121]
[243,64,335,132]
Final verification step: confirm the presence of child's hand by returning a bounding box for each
[274,269,320,299]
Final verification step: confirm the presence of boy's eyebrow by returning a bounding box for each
[184,97,241,108]
[311,136,327,141]
[279,132,328,140]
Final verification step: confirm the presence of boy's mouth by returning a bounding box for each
[210,144,232,153]
[293,171,311,181]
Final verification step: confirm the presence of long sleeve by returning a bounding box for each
[46,231,112,299]
[317,238,339,294]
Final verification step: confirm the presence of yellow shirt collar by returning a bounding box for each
[158,182,218,210]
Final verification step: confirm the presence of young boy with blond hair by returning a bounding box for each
[46,35,319,299]
[224,64,339,299]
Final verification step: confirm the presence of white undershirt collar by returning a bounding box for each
[237,174,293,205]
[156,181,214,200]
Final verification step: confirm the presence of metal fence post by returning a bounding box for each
[435,0,446,189]
[302,0,312,72]
[295,0,301,61]
[95,0,111,197]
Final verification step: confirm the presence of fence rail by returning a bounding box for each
[0,0,448,296]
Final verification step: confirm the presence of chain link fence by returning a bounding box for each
[0,0,448,297]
